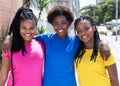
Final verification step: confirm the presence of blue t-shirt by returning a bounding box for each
[36,33,79,86]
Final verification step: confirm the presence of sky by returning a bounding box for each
[80,0,96,8]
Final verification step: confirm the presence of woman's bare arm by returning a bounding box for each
[107,63,119,86]
[0,57,10,86]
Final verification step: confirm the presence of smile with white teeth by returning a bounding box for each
[25,34,31,37]
[58,29,64,32]
[82,35,87,39]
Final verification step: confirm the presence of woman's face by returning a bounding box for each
[52,15,70,38]
[75,20,95,45]
[20,19,37,43]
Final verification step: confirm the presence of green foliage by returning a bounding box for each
[22,0,52,19]
[37,26,46,34]
[30,0,52,19]
[79,0,120,25]
[22,0,31,7]
[36,0,52,18]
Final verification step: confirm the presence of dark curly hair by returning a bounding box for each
[47,5,74,25]
[74,15,101,65]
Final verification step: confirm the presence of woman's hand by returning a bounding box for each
[99,40,110,61]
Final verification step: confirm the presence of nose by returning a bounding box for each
[81,30,86,36]
[25,28,31,33]
[58,24,62,29]
[77,29,86,35]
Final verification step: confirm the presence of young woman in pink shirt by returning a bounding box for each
[0,7,44,86]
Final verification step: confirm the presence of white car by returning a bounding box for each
[97,26,107,35]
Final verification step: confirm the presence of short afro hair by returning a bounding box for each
[47,5,74,25]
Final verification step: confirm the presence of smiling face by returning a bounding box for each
[75,20,96,48]
[52,15,70,38]
[20,19,37,43]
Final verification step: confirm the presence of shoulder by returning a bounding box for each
[32,39,45,50]
[68,34,76,39]
[32,39,43,45]
[35,33,55,40]
[68,35,80,43]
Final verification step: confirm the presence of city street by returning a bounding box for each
[100,30,120,83]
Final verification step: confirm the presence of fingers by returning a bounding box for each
[104,49,111,61]
[100,47,105,60]
[2,44,9,54]
[100,46,111,61]
[99,40,111,61]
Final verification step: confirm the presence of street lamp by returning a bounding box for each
[115,0,118,41]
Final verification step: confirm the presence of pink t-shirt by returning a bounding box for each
[2,39,44,86]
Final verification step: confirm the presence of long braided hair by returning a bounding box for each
[74,15,101,65]
[9,7,37,86]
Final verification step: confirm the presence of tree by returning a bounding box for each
[37,26,46,34]
[22,0,52,20]
[22,0,30,8]
[31,0,52,19]
[78,5,101,24]
[78,0,120,25]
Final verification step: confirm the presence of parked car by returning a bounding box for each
[97,25,107,35]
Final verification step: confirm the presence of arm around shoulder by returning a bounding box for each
[99,40,110,60]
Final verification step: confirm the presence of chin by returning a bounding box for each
[82,40,89,43]
[24,40,32,43]
[24,39,32,42]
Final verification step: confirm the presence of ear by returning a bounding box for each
[93,25,96,32]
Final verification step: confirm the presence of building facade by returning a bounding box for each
[54,0,73,10]
[0,0,80,35]
[0,0,22,37]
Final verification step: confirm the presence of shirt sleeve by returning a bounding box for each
[1,51,11,59]
[35,33,47,42]
[104,50,116,66]
[35,33,51,43]
[35,34,42,41]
